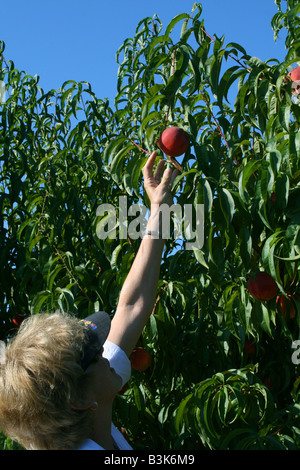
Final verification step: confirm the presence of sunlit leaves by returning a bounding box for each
[175,366,277,450]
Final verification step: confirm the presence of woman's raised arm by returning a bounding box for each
[107,151,178,356]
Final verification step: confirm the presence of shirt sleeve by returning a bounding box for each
[103,340,131,388]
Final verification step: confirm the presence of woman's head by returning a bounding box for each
[0,312,101,450]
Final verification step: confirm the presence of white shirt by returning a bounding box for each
[77,340,132,450]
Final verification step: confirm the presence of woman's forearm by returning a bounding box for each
[117,204,164,314]
[108,206,165,355]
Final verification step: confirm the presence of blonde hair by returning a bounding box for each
[0,312,93,450]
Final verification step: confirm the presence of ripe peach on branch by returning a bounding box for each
[287,66,300,97]
[157,126,189,157]
[247,271,278,301]
[130,347,152,371]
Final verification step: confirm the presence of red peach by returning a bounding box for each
[130,347,152,371]
[245,338,256,356]
[158,127,189,157]
[288,66,300,82]
[247,272,278,301]
[276,294,296,319]
[288,66,300,96]
[12,314,24,328]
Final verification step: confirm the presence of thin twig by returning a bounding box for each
[130,139,151,154]
[200,26,250,72]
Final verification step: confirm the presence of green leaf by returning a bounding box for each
[269,150,282,177]
[259,160,274,202]
[274,173,289,210]
[220,427,253,450]
[103,136,128,167]
[174,393,193,433]
[217,66,246,105]
[252,301,273,337]
[143,53,169,89]
[262,229,285,285]
[193,248,209,269]
[56,287,75,312]
[275,253,300,261]
[110,144,135,184]
[146,35,172,59]
[123,154,147,196]
[30,290,52,314]
[133,384,145,412]
[196,177,213,218]
[217,387,230,424]
[238,159,262,204]
[46,263,64,290]
[219,187,235,227]
[279,103,291,131]
[165,13,191,37]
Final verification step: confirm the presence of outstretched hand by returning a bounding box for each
[143,151,179,206]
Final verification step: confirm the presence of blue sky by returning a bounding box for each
[1,0,288,105]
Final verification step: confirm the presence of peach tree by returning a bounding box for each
[0,0,299,450]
